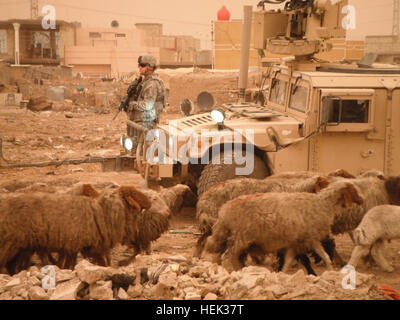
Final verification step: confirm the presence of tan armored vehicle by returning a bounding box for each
[119,0,400,194]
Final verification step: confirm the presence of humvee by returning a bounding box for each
[117,0,400,194]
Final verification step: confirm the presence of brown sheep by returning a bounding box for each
[3,183,195,272]
[195,175,336,259]
[0,185,151,275]
[205,180,364,273]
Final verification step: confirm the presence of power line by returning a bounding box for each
[0,0,30,6]
[44,1,211,27]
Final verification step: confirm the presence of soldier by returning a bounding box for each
[126,54,166,150]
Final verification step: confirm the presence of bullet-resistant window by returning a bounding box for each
[289,85,308,113]
[269,79,287,106]
[323,97,370,124]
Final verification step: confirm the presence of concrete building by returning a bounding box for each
[135,23,209,68]
[64,27,159,77]
[0,19,76,65]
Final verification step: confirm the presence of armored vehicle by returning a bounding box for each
[117,0,400,194]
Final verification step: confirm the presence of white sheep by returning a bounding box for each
[205,180,364,273]
[347,205,400,272]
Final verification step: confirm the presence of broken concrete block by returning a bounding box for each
[0,93,22,106]
[28,286,49,300]
[127,284,143,298]
[89,281,114,300]
[27,96,52,112]
[47,86,66,101]
[75,259,112,285]
[50,278,82,300]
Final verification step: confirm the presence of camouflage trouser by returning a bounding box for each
[127,111,156,153]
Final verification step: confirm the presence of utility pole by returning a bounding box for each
[31,0,39,19]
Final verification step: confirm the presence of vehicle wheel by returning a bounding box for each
[197,151,269,196]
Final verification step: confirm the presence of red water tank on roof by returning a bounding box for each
[217,6,230,21]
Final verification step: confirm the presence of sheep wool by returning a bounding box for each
[205,180,364,272]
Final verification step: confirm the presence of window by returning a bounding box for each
[269,79,287,106]
[289,85,308,113]
[0,30,7,54]
[115,33,126,38]
[323,97,370,123]
[89,32,102,38]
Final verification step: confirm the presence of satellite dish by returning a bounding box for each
[111,20,119,28]
[197,91,214,112]
[180,98,194,116]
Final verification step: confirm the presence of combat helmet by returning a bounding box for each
[138,54,158,68]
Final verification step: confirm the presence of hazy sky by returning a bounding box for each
[0,0,394,49]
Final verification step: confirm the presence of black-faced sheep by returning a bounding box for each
[205,181,364,273]
[348,204,400,272]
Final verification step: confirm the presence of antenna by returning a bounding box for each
[31,0,39,19]
[393,0,399,38]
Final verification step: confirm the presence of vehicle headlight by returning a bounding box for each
[120,135,124,146]
[124,138,133,151]
[211,108,225,124]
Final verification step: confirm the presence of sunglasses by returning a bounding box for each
[138,63,149,68]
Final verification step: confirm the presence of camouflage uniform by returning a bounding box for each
[127,73,166,146]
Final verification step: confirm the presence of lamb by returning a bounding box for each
[204,180,364,272]
[348,205,400,272]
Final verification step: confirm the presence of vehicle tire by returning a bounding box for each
[197,151,269,196]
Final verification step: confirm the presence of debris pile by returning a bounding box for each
[0,257,388,300]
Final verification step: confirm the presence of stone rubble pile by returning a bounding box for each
[0,256,389,300]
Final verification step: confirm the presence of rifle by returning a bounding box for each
[113,76,143,120]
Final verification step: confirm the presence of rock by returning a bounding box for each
[28,286,49,300]
[27,276,41,287]
[117,288,130,300]
[56,270,76,284]
[150,272,178,299]
[89,281,114,300]
[203,292,218,300]
[27,96,52,112]
[4,278,21,290]
[189,266,208,278]
[185,292,201,300]
[127,284,143,298]
[17,288,29,300]
[64,112,74,118]
[50,278,82,300]
[264,284,288,298]
[75,259,112,285]
[284,269,307,288]
[167,254,188,263]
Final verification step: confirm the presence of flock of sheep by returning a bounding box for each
[0,168,400,280]
[196,169,400,275]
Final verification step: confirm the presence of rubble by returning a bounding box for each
[0,258,390,300]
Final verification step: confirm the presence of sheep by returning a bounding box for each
[1,183,195,273]
[117,184,195,266]
[195,174,340,265]
[0,185,152,275]
[204,180,364,273]
[348,204,400,272]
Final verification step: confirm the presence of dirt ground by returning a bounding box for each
[1,71,400,299]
